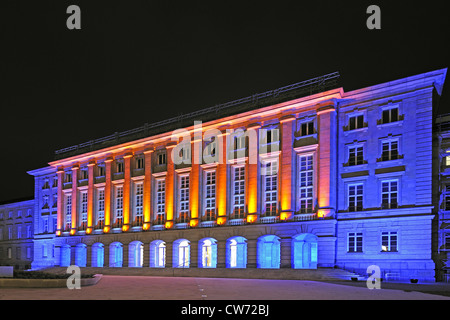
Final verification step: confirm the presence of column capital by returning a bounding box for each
[279,114,296,123]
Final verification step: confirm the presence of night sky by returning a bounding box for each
[1,1,449,203]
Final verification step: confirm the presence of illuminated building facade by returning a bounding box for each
[0,198,34,270]
[26,69,447,281]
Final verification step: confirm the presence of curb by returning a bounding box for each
[0,274,102,288]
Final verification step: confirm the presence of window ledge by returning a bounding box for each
[376,119,404,128]
[343,127,368,136]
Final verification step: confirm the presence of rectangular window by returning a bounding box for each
[136,157,144,169]
[156,179,165,224]
[445,195,450,211]
[234,133,246,150]
[299,155,313,213]
[17,226,22,239]
[263,160,278,216]
[348,146,364,166]
[115,186,123,227]
[232,166,245,218]
[80,192,88,229]
[27,225,32,238]
[348,232,363,253]
[300,121,314,136]
[381,231,398,252]
[97,165,105,177]
[65,172,72,183]
[158,153,166,165]
[381,140,399,161]
[348,115,364,130]
[116,161,124,173]
[97,189,105,227]
[381,180,398,209]
[266,128,279,144]
[204,171,216,221]
[65,194,72,230]
[179,175,190,223]
[135,182,143,225]
[8,227,12,240]
[348,184,363,212]
[382,107,399,124]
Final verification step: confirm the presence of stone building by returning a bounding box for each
[24,68,447,281]
[0,198,34,270]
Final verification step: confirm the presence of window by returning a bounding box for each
[234,133,246,150]
[115,186,123,227]
[263,160,278,216]
[80,169,88,180]
[381,140,399,161]
[348,115,364,130]
[348,232,363,252]
[116,161,124,173]
[65,172,72,183]
[179,176,190,223]
[53,177,58,187]
[8,211,13,219]
[382,107,399,124]
[232,166,245,218]
[204,171,216,221]
[158,153,166,165]
[445,195,450,211]
[26,225,32,238]
[135,182,143,225]
[136,157,144,169]
[97,189,105,228]
[156,179,165,224]
[300,121,314,136]
[65,194,72,230]
[348,184,363,212]
[348,146,364,166]
[8,226,12,240]
[17,210,22,218]
[265,128,279,144]
[381,180,398,209]
[381,231,398,252]
[298,155,313,213]
[43,219,48,233]
[97,165,105,177]
[17,226,22,238]
[80,192,88,229]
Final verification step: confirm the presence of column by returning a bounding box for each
[217,131,229,225]
[143,147,154,230]
[280,115,295,221]
[71,165,79,235]
[246,123,260,223]
[123,152,133,231]
[103,244,110,267]
[246,238,257,268]
[165,143,176,229]
[87,160,95,234]
[317,102,337,218]
[104,156,114,233]
[143,243,150,267]
[56,168,64,236]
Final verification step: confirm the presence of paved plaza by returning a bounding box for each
[1,275,450,300]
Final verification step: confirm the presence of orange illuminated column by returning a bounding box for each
[317,102,337,218]
[87,160,96,233]
[280,115,295,221]
[217,131,229,225]
[189,136,202,227]
[165,143,176,229]
[71,165,79,234]
[123,152,133,230]
[143,147,154,230]
[104,157,113,233]
[56,168,64,236]
[246,123,260,223]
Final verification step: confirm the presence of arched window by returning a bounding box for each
[129,241,144,267]
[109,242,123,267]
[226,236,247,268]
[60,244,71,267]
[150,240,166,268]
[198,238,217,268]
[91,243,104,268]
[173,239,190,268]
[257,235,280,269]
[292,233,318,269]
[75,243,87,267]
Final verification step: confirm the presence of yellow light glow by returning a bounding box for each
[246,214,257,223]
[217,216,227,225]
[165,221,173,229]
[190,219,198,228]
[103,226,110,233]
[122,225,129,232]
[56,230,61,236]
[86,228,92,234]
[143,223,150,230]
[70,229,76,236]
[280,212,291,221]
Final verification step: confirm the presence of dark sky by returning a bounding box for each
[1,1,449,203]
